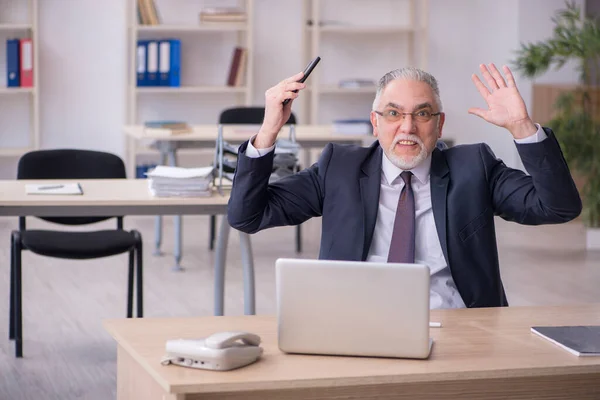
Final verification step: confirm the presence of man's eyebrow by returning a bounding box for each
[384,102,434,110]
[414,102,434,110]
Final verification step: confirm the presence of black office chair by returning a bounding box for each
[9,149,143,358]
[211,107,303,252]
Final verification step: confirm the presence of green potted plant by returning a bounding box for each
[513,1,600,248]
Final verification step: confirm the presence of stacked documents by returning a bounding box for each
[146,166,214,197]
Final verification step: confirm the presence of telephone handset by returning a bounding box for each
[161,331,263,371]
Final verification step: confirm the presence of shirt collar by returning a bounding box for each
[381,151,432,185]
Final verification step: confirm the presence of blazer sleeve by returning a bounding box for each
[482,127,582,225]
[227,141,334,234]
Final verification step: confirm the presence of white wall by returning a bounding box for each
[0,0,583,177]
[39,0,127,154]
[429,0,582,168]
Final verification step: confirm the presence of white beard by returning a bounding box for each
[386,134,429,170]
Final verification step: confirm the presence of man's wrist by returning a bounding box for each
[253,131,277,149]
[509,118,537,140]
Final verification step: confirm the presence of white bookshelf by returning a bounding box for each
[0,0,39,157]
[126,0,254,174]
[301,0,429,124]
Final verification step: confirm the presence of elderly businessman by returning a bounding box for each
[227,63,581,309]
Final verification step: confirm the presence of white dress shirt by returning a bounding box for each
[245,125,547,309]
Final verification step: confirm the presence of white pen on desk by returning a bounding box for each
[429,322,442,328]
[38,185,64,190]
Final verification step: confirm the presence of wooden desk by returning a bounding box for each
[0,179,255,315]
[104,304,600,400]
[0,179,229,217]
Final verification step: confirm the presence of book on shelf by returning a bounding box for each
[137,39,180,87]
[6,38,34,88]
[226,47,247,87]
[144,121,192,135]
[199,7,246,23]
[137,0,160,25]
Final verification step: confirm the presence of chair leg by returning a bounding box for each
[295,225,302,253]
[134,231,144,318]
[127,250,134,318]
[13,231,23,358]
[9,232,15,340]
[209,215,216,250]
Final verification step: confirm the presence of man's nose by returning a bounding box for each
[399,114,416,133]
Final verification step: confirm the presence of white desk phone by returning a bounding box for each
[161,331,263,371]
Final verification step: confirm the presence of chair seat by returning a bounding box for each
[21,230,137,259]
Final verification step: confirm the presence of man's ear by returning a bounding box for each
[370,111,379,137]
[437,112,446,138]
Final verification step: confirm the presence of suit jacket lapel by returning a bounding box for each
[359,145,383,261]
[430,148,450,265]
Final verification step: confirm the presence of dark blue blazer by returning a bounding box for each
[227,128,582,308]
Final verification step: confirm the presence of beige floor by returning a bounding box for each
[0,215,598,400]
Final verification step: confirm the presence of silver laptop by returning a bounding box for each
[276,258,433,359]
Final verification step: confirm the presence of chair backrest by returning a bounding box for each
[17,149,126,226]
[219,107,296,125]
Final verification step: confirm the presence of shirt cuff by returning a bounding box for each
[514,123,547,144]
[245,135,276,158]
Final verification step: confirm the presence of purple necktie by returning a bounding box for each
[387,171,415,263]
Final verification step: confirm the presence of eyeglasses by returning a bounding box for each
[374,109,442,123]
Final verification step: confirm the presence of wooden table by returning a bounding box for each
[0,179,256,315]
[104,304,600,400]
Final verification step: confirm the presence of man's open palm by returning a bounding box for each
[468,64,530,132]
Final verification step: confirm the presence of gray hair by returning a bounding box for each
[372,67,443,112]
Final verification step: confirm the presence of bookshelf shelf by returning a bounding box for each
[308,25,415,34]
[136,23,248,32]
[136,86,247,94]
[0,87,35,94]
[0,23,33,31]
[0,147,34,157]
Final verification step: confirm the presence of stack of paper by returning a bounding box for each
[146,166,214,197]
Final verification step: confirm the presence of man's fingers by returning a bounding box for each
[468,107,487,120]
[284,71,305,84]
[285,82,306,92]
[479,64,499,91]
[503,65,517,88]
[282,90,300,100]
[471,74,490,98]
[488,63,507,88]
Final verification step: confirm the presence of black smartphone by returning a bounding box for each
[283,56,321,105]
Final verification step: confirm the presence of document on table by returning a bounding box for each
[25,183,83,195]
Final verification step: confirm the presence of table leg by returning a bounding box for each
[153,148,168,257]
[214,216,230,316]
[168,148,184,271]
[153,216,163,256]
[239,232,255,315]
